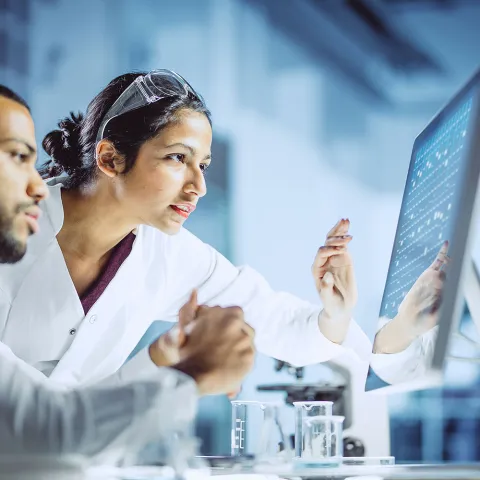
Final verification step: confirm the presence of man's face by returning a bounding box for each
[0,96,48,263]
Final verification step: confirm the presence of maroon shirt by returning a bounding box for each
[80,232,136,315]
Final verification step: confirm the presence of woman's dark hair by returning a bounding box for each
[0,85,30,111]
[40,71,211,189]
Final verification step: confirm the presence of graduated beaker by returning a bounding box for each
[231,401,287,462]
[296,415,344,467]
[293,401,333,457]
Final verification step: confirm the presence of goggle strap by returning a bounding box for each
[135,76,160,103]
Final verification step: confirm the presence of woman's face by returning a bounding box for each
[116,109,212,235]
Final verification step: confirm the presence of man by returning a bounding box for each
[0,85,255,459]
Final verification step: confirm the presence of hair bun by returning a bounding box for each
[42,112,84,175]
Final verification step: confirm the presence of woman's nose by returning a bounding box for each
[184,168,207,197]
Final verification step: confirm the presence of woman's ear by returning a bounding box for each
[96,140,126,177]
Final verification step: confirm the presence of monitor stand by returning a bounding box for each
[448,259,480,362]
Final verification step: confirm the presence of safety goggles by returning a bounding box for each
[96,69,199,143]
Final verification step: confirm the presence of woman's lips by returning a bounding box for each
[169,204,195,218]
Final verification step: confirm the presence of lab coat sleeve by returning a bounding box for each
[0,341,197,460]
[369,319,438,384]
[160,228,372,367]
[97,346,161,386]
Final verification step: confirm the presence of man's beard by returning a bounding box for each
[0,208,27,264]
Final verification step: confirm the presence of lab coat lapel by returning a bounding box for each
[49,229,150,385]
[2,240,84,363]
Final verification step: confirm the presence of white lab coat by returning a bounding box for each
[370,317,437,384]
[0,177,371,387]
[0,340,197,460]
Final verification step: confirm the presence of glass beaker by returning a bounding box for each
[293,401,333,457]
[296,415,344,467]
[231,401,288,462]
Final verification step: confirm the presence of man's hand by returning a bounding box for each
[373,241,449,354]
[149,292,245,398]
[172,305,255,395]
[149,290,198,367]
[312,218,357,344]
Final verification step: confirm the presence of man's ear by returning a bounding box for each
[96,140,126,177]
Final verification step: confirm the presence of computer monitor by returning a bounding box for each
[365,68,480,393]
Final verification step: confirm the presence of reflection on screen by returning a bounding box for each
[381,97,473,320]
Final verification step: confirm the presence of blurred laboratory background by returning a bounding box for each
[2,0,480,464]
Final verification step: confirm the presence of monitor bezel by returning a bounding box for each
[431,82,480,370]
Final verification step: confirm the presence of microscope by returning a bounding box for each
[257,356,390,458]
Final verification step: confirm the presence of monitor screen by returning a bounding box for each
[366,79,480,392]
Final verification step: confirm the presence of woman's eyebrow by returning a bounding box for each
[164,142,211,160]
[164,142,195,155]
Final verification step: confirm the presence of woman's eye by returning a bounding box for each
[200,163,210,175]
[167,153,185,163]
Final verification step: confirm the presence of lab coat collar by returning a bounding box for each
[43,176,66,236]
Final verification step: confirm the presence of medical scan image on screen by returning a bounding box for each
[367,95,475,389]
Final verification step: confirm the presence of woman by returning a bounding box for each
[0,70,370,386]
